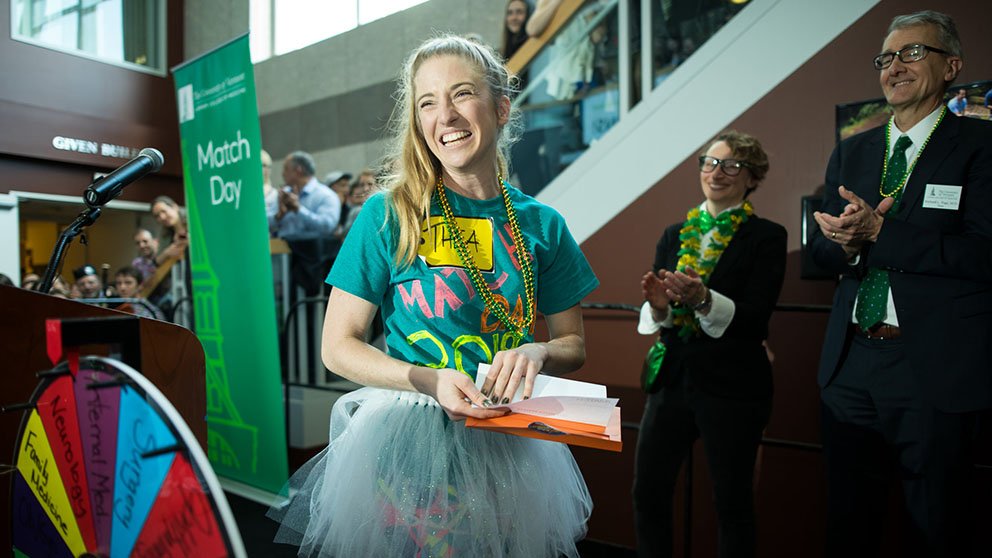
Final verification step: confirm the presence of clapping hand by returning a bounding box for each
[814,185,894,256]
[279,189,301,212]
[661,267,707,308]
[642,270,671,318]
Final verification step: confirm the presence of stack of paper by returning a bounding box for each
[464,364,622,452]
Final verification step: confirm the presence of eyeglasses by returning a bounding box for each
[698,155,750,176]
[873,44,950,70]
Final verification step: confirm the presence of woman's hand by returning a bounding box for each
[662,267,708,307]
[482,344,549,404]
[430,369,508,421]
[641,270,671,311]
[160,236,188,262]
[321,288,507,422]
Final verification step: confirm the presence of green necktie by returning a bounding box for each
[855,134,912,329]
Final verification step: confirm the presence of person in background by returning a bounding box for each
[812,10,992,556]
[324,170,353,205]
[947,87,967,116]
[113,265,163,319]
[262,149,278,226]
[150,195,189,317]
[336,169,375,239]
[20,273,39,291]
[132,227,172,309]
[501,0,531,61]
[527,0,563,38]
[270,151,341,238]
[151,195,189,265]
[324,170,353,227]
[270,34,598,557]
[50,276,72,298]
[131,228,160,283]
[634,130,786,558]
[541,0,609,100]
[72,264,104,299]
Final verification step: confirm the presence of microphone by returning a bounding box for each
[83,148,164,207]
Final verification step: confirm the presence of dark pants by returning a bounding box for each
[821,335,979,557]
[633,376,771,558]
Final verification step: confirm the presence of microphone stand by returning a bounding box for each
[35,147,162,294]
[36,205,102,294]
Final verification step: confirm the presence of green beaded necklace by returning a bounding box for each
[434,175,536,336]
[880,106,945,198]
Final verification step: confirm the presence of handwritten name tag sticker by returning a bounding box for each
[922,184,962,210]
[419,215,495,271]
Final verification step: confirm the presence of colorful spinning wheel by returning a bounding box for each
[8,356,246,557]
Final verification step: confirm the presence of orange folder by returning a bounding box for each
[466,407,622,452]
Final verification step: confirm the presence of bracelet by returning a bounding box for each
[691,288,712,312]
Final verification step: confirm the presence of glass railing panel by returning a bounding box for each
[509,0,752,198]
[510,0,619,196]
[649,0,748,90]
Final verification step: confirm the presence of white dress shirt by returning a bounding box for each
[851,105,943,327]
[637,201,739,338]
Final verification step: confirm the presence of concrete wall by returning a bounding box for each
[184,0,503,179]
[184,0,248,61]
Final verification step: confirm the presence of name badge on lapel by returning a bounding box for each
[921,184,962,210]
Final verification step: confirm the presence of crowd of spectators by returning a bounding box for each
[8,147,377,323]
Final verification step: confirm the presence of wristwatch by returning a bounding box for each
[692,288,712,313]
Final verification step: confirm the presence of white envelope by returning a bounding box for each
[475,363,618,427]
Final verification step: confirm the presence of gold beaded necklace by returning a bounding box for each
[434,174,535,336]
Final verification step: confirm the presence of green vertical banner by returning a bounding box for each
[171,34,288,493]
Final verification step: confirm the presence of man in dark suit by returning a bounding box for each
[812,10,992,557]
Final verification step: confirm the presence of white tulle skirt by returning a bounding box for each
[269,387,592,557]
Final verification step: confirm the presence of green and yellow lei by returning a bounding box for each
[671,200,753,340]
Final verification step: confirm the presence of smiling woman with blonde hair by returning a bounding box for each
[270,34,599,557]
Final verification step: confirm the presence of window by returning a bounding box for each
[11,0,166,75]
[250,0,429,62]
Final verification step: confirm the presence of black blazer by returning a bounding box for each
[652,215,787,399]
[811,115,992,412]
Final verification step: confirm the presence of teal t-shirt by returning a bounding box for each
[326,185,599,378]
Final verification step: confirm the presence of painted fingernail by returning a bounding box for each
[523,396,530,400]
[483,399,494,408]
[501,397,510,405]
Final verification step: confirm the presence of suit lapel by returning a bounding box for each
[859,128,887,208]
[707,218,754,287]
[897,114,959,221]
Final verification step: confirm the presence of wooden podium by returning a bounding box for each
[0,284,207,553]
